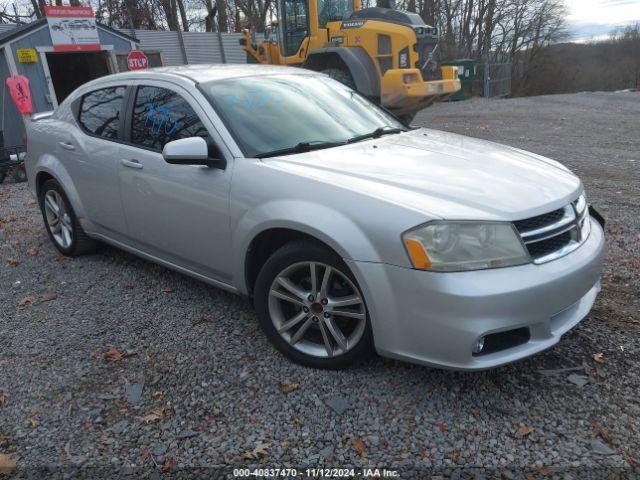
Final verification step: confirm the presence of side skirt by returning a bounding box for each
[88,232,241,295]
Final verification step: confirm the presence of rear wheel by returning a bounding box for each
[38,179,97,256]
[322,68,357,90]
[254,241,373,369]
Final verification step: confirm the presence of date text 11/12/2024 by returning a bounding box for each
[233,468,400,477]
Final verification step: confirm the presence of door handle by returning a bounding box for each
[59,141,75,151]
[121,159,143,169]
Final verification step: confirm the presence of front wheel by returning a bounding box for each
[254,241,373,369]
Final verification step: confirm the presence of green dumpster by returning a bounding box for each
[441,59,476,101]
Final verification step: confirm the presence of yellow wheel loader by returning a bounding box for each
[240,0,461,121]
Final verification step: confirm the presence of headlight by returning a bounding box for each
[402,221,531,272]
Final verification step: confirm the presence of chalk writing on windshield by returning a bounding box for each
[219,90,282,111]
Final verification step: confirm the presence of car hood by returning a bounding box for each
[263,128,582,221]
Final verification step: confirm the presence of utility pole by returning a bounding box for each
[171,0,189,64]
[483,31,490,97]
[213,10,227,64]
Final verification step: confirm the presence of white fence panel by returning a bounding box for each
[117,29,246,66]
[0,23,246,66]
[124,29,185,66]
[221,33,246,64]
[183,32,223,64]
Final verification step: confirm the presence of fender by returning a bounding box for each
[304,47,380,98]
[231,199,383,295]
[32,155,88,222]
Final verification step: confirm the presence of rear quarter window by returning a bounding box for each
[78,86,126,140]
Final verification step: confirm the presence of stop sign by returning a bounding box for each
[127,51,148,70]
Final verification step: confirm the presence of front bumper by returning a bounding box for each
[347,218,605,370]
[380,68,461,113]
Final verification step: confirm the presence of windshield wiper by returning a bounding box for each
[255,140,347,159]
[347,126,407,144]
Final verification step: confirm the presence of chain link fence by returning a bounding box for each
[475,62,512,98]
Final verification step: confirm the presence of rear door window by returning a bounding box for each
[78,87,126,140]
[130,86,210,151]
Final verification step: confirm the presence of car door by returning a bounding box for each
[63,85,128,235]
[117,82,234,283]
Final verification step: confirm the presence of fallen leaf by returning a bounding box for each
[246,324,258,333]
[0,453,19,475]
[515,426,534,437]
[140,448,152,460]
[161,286,173,293]
[592,421,615,444]
[17,296,34,309]
[40,292,57,302]
[28,416,38,428]
[26,198,37,205]
[191,314,214,327]
[292,418,304,426]
[242,442,270,460]
[593,353,605,363]
[437,422,446,433]
[162,457,177,472]
[352,438,366,458]
[26,247,38,257]
[278,380,300,394]
[151,390,164,398]
[102,346,125,362]
[0,392,8,407]
[6,258,20,266]
[138,408,167,424]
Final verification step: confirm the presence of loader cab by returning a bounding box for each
[278,0,360,59]
[317,0,356,26]
[280,0,310,57]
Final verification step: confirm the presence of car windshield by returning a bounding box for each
[201,74,405,158]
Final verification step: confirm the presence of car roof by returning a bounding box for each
[104,64,317,84]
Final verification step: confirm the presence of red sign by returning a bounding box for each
[127,51,149,70]
[44,6,94,17]
[6,76,33,115]
[44,6,100,52]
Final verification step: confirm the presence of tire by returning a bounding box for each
[399,112,417,126]
[38,179,97,256]
[322,68,357,90]
[0,169,6,184]
[254,240,373,369]
[13,167,27,183]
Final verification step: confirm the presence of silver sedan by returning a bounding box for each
[25,65,605,370]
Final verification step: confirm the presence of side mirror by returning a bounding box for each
[162,137,226,169]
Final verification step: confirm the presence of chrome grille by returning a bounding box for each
[514,195,590,264]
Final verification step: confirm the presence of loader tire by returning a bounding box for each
[322,68,357,90]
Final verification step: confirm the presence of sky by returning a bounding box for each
[567,0,640,41]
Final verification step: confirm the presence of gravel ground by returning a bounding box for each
[1,91,639,478]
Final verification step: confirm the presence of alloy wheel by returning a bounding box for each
[268,261,367,358]
[43,190,73,249]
